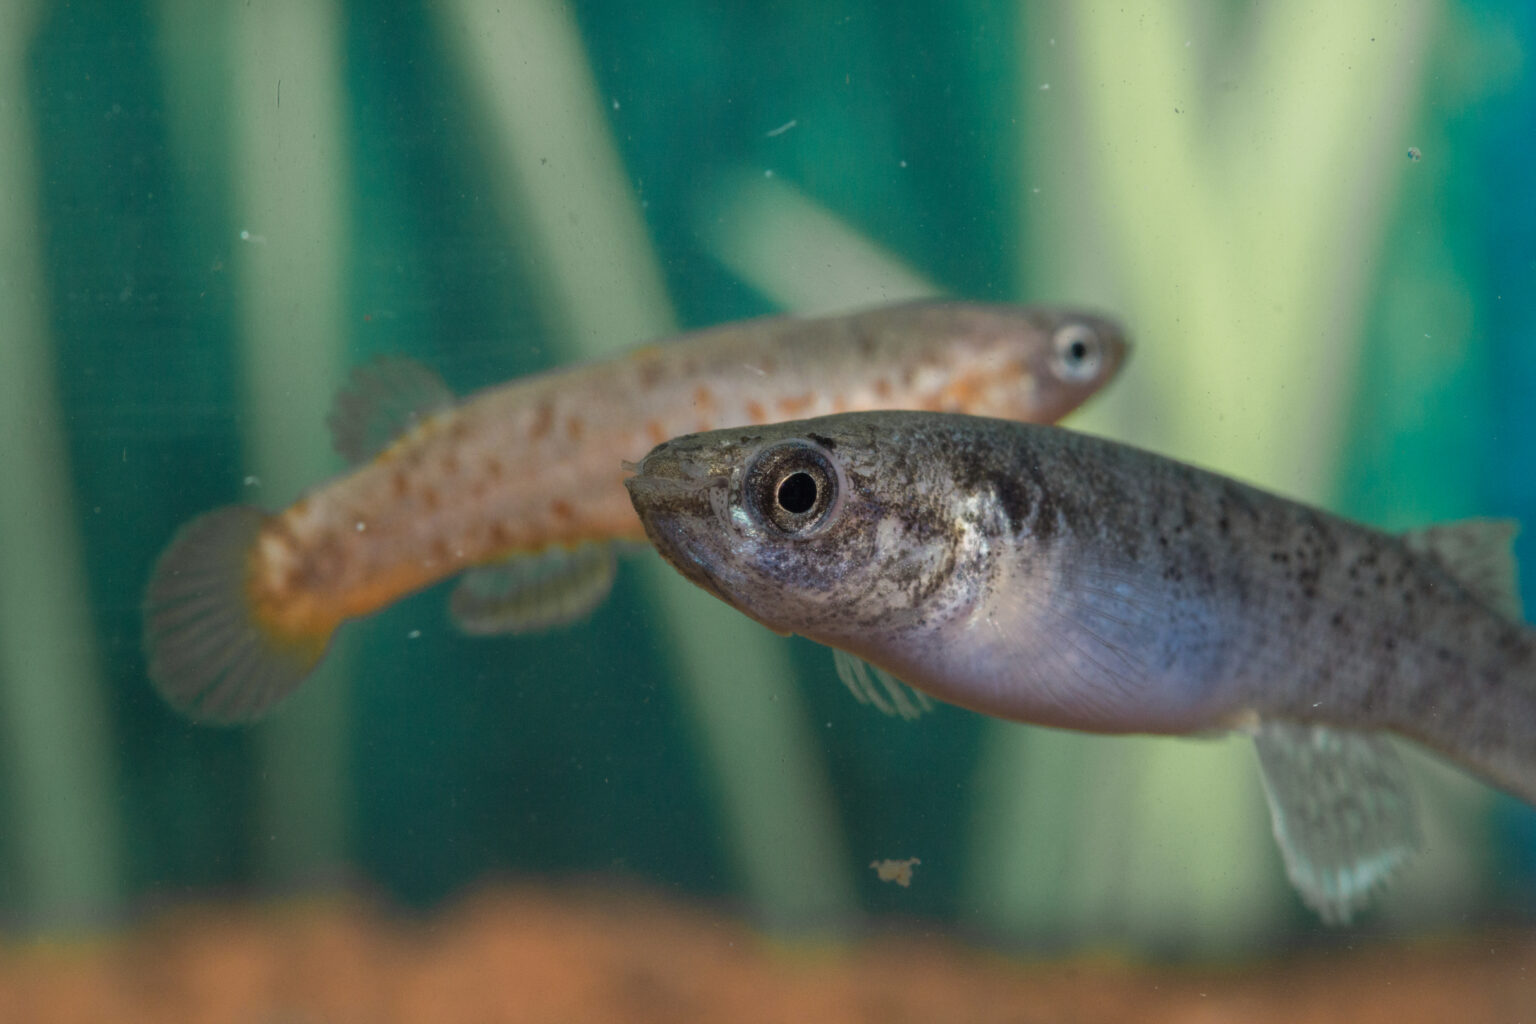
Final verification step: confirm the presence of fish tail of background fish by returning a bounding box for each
[143,505,333,724]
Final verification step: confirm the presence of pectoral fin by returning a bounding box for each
[1250,721,1420,925]
[449,543,617,635]
[831,648,933,720]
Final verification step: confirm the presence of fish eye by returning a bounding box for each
[743,441,840,536]
[1050,321,1103,382]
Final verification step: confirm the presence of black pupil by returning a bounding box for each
[777,472,818,514]
[1068,339,1089,362]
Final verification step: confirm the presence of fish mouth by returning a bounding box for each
[623,448,747,608]
[622,458,727,516]
[624,447,724,540]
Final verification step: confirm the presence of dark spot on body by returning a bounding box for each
[637,356,665,389]
[806,433,838,451]
[530,402,554,440]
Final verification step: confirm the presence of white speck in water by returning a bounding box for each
[742,363,767,376]
[408,629,421,640]
[355,521,367,532]
[1407,146,1422,162]
[239,228,267,244]
[1039,82,1051,91]
[765,119,798,137]
[243,475,261,487]
[764,169,774,178]
[611,99,619,110]
[899,159,907,168]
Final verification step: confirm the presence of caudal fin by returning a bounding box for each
[143,505,333,723]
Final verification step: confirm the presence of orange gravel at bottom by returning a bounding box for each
[0,885,1531,1024]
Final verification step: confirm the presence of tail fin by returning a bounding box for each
[143,506,332,723]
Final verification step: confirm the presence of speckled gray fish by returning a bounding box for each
[624,410,1536,923]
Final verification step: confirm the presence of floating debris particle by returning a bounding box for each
[1407,146,1422,162]
[870,857,921,888]
[765,119,798,138]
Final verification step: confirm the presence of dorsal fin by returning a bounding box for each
[448,543,618,635]
[1401,519,1523,620]
[327,355,455,465]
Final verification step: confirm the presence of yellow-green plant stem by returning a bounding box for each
[965,1,1442,951]
[0,0,125,929]
[436,0,857,932]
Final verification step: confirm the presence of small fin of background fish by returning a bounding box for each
[1401,518,1523,619]
[449,543,619,635]
[832,648,933,720]
[1250,721,1420,924]
[143,505,330,724]
[328,355,456,465]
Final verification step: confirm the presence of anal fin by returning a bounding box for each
[1250,721,1420,924]
[449,543,617,635]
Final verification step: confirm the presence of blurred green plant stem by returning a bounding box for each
[436,0,859,933]
[0,0,126,930]
[229,0,355,885]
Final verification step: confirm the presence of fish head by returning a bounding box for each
[624,412,1012,646]
[897,302,1129,424]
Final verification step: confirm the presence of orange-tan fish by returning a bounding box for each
[144,300,1127,723]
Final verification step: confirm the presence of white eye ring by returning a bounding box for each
[1051,322,1103,382]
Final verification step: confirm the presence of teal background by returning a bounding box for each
[1,0,1533,954]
